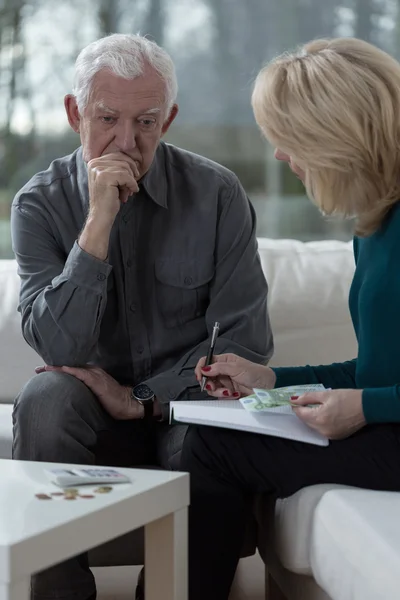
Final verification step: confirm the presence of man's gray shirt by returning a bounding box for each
[11,142,273,410]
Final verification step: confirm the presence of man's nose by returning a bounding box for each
[115,121,137,152]
[274,148,290,162]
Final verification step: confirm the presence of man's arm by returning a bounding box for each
[11,196,112,366]
[145,179,273,414]
[11,153,139,367]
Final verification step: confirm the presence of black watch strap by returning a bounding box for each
[140,399,154,420]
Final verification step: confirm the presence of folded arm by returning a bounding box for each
[11,198,111,366]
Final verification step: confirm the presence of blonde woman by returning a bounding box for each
[181,38,400,600]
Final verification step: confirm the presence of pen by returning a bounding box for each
[200,321,220,392]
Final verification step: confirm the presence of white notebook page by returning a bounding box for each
[171,400,328,446]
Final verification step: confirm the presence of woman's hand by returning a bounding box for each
[291,389,366,439]
[195,353,276,398]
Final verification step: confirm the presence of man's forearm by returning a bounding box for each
[78,215,113,261]
[20,242,112,366]
[145,330,271,411]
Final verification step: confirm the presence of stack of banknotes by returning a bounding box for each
[240,384,326,412]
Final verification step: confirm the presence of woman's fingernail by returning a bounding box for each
[233,392,240,398]
[206,384,212,391]
[202,366,211,372]
[223,390,230,397]
[291,396,299,400]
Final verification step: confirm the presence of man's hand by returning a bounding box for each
[35,365,143,420]
[79,152,140,260]
[87,152,140,219]
[291,389,366,439]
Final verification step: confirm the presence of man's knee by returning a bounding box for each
[13,371,101,460]
[14,371,97,425]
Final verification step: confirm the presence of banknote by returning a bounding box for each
[239,384,326,412]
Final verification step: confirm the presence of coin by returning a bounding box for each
[63,488,78,494]
[51,492,64,497]
[94,486,112,494]
[35,493,52,500]
[64,496,76,500]
[79,494,95,499]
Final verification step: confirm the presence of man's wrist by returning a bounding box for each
[122,386,145,419]
[79,215,113,261]
[124,386,163,420]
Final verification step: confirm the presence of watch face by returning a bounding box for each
[133,384,154,401]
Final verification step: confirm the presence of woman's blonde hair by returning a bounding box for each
[252,38,400,236]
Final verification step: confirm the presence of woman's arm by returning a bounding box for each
[363,386,400,423]
[273,359,357,389]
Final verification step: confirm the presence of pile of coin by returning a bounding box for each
[35,486,113,500]
[63,488,83,500]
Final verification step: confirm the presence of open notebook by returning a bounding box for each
[170,400,329,446]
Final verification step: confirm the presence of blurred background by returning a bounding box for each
[0,0,398,257]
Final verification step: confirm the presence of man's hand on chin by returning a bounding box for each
[35,365,152,420]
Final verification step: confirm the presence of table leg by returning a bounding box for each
[145,507,188,600]
[0,579,30,600]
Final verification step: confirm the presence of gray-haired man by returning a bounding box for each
[11,33,272,599]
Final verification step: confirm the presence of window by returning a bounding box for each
[1,0,396,257]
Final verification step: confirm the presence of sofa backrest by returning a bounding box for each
[0,238,357,403]
[258,239,356,368]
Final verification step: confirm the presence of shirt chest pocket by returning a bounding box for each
[155,258,214,329]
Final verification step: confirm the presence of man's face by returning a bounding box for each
[65,66,178,178]
[274,148,305,182]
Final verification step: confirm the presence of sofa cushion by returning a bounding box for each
[257,484,351,575]
[0,261,40,403]
[0,404,13,458]
[258,239,356,367]
[311,488,400,600]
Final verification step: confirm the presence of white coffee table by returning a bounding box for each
[0,459,189,600]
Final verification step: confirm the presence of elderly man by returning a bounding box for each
[11,33,272,599]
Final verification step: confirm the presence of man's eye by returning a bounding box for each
[100,116,115,124]
[140,119,156,127]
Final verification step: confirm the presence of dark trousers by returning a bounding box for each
[12,371,187,600]
[180,423,400,600]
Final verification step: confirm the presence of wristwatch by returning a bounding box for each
[131,383,155,420]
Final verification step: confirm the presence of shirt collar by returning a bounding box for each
[140,142,168,209]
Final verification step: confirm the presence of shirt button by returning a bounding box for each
[130,303,137,313]
[97,273,106,281]
[136,346,144,354]
[169,390,177,400]
[122,215,130,223]
[126,258,133,268]
[184,276,193,286]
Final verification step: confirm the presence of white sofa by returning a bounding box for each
[1,238,399,600]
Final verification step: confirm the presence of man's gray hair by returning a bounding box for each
[72,33,178,114]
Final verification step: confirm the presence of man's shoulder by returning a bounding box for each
[163,143,240,189]
[12,148,81,208]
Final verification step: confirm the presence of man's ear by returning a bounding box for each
[161,104,179,136]
[64,94,81,133]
